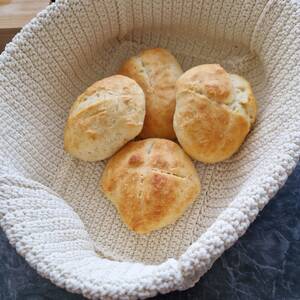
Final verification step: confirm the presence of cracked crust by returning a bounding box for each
[174,64,257,163]
[119,48,183,139]
[100,138,201,234]
[64,75,145,161]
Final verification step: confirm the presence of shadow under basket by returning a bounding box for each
[0,0,299,299]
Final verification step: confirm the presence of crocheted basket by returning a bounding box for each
[0,0,299,299]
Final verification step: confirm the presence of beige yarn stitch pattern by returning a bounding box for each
[0,0,300,299]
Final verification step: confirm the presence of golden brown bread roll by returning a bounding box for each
[100,138,200,234]
[64,75,145,161]
[174,64,257,163]
[119,48,183,139]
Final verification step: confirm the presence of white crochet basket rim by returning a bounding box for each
[0,0,300,299]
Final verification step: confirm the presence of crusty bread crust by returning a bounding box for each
[100,138,200,234]
[64,75,145,161]
[119,48,183,139]
[174,64,257,163]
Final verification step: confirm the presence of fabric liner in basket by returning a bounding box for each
[0,0,299,299]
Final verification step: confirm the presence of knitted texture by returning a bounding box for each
[0,0,300,299]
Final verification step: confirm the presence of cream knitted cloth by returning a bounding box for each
[0,0,300,299]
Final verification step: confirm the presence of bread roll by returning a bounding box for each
[174,64,257,163]
[100,138,200,234]
[64,75,145,161]
[119,48,183,139]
